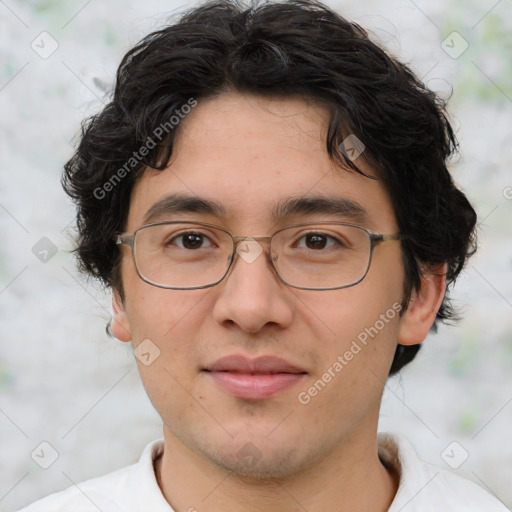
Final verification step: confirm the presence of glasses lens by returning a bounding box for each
[131,222,372,290]
[271,224,372,289]
[133,223,233,288]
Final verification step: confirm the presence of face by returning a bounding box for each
[112,91,437,479]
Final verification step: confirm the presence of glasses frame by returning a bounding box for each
[115,220,403,291]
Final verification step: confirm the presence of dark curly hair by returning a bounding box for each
[62,0,477,375]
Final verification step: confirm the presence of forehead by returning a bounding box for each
[127,92,397,232]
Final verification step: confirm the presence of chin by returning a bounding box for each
[199,441,309,482]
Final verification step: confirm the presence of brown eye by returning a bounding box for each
[170,232,212,249]
[305,234,327,249]
[296,232,339,250]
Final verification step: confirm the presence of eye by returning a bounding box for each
[295,232,341,250]
[169,231,214,250]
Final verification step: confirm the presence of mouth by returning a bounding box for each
[202,355,307,401]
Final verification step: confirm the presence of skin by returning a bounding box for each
[112,91,446,512]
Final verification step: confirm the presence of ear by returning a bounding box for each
[111,289,132,342]
[398,263,447,346]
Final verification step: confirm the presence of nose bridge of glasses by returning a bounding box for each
[231,234,270,255]
[232,235,272,244]
[227,235,279,276]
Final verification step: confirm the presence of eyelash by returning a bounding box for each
[167,231,344,250]
[167,232,216,249]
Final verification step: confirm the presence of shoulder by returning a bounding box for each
[17,440,171,512]
[379,433,510,512]
[17,465,133,512]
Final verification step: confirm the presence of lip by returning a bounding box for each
[203,355,307,400]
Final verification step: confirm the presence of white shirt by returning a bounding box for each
[18,433,509,511]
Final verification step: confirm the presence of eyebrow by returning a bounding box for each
[142,193,368,225]
[272,195,368,224]
[143,194,227,223]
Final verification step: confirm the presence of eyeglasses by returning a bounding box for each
[115,221,402,290]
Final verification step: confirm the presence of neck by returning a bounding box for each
[155,428,398,512]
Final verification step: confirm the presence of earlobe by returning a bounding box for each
[397,264,447,346]
[111,289,132,342]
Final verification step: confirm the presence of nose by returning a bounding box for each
[211,238,294,333]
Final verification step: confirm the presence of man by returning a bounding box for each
[19,0,509,510]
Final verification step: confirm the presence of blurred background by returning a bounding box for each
[0,0,511,510]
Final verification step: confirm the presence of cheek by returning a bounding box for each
[319,295,401,376]
[125,287,208,409]
[302,275,403,352]
[124,286,211,394]
[120,250,214,381]
[297,298,402,425]
[299,250,405,394]
[122,258,203,341]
